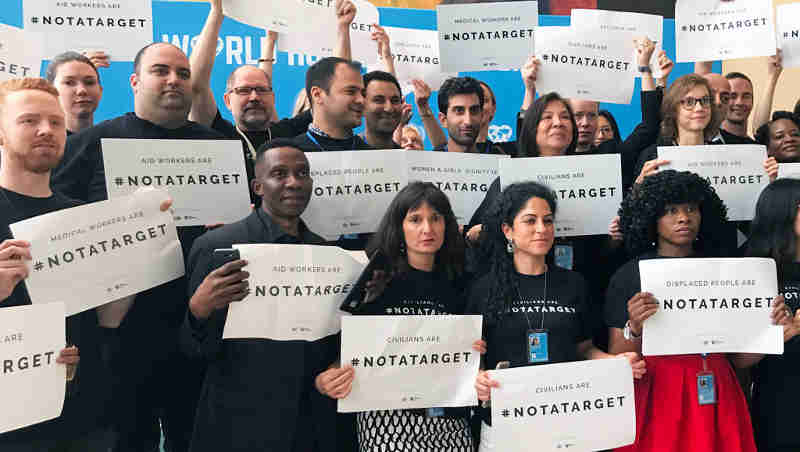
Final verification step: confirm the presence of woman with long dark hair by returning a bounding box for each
[745,178,800,452]
[596,109,622,147]
[334,181,483,452]
[469,181,645,451]
[605,170,789,452]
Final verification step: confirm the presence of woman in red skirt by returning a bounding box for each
[605,170,790,452]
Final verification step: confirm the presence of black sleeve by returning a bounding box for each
[210,109,237,138]
[52,134,100,202]
[180,239,226,361]
[466,177,501,232]
[604,263,639,329]
[464,277,490,338]
[270,110,313,139]
[632,144,658,186]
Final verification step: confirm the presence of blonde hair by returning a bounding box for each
[401,125,424,150]
[292,88,311,117]
[0,78,60,114]
[660,74,722,143]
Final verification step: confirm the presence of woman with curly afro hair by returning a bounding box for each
[605,170,789,452]
[467,181,646,451]
[757,111,800,182]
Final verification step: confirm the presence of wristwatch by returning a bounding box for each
[638,65,652,73]
[623,320,642,341]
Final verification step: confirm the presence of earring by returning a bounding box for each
[506,239,514,254]
[400,242,406,255]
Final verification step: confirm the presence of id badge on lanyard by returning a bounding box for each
[527,329,550,363]
[554,244,574,270]
[697,354,716,405]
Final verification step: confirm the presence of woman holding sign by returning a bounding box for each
[757,111,800,182]
[605,170,789,452]
[468,181,645,452]
[330,182,484,452]
[746,179,800,451]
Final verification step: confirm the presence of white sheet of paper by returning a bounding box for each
[535,26,635,104]
[22,0,154,62]
[489,359,635,452]
[570,9,663,79]
[500,154,622,237]
[436,1,537,72]
[640,258,783,356]
[223,244,362,341]
[339,315,482,413]
[221,0,297,32]
[778,162,800,179]
[0,303,66,434]
[0,24,43,82]
[277,0,379,66]
[303,150,408,240]
[406,152,508,225]
[675,0,776,63]
[658,145,768,221]
[777,3,800,69]
[369,26,456,94]
[101,139,251,227]
[10,189,184,317]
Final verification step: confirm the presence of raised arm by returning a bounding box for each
[334,0,356,60]
[372,24,396,76]
[188,0,224,127]
[520,55,539,112]
[752,50,783,133]
[258,31,279,122]
[412,79,447,148]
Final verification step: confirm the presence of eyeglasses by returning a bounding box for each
[718,92,731,104]
[230,86,273,96]
[679,96,713,110]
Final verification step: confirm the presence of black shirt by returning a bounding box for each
[0,188,107,443]
[466,267,593,424]
[355,268,467,316]
[292,130,372,153]
[716,129,758,145]
[433,141,513,155]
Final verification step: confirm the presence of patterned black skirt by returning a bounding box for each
[356,409,473,452]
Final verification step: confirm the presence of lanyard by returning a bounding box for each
[306,131,357,152]
[514,268,548,331]
[236,125,272,162]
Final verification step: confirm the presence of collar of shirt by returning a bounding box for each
[254,207,321,244]
[308,123,353,139]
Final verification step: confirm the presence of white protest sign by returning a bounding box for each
[777,3,800,69]
[10,189,184,317]
[223,244,363,341]
[101,139,251,227]
[369,26,456,94]
[570,9,663,79]
[407,152,508,225]
[303,150,408,240]
[658,145,768,221]
[640,258,783,356]
[779,162,800,179]
[500,154,622,237]
[221,0,297,33]
[23,0,154,62]
[437,1,537,72]
[0,24,43,82]
[490,358,635,452]
[339,315,482,413]
[277,0,379,66]
[0,303,66,434]
[535,26,635,104]
[675,0,776,63]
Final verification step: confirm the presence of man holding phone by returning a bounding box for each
[182,138,349,452]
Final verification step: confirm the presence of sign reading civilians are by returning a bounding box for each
[777,2,800,69]
[338,315,482,413]
[23,0,154,62]
[302,150,408,240]
[407,152,508,225]
[102,139,251,228]
[658,145,768,221]
[675,0,777,63]
[535,26,635,104]
[436,1,537,72]
[570,9,664,79]
[9,189,184,317]
[489,358,636,452]
[499,154,622,237]
[0,24,43,82]
[277,0,379,66]
[0,303,66,434]
[222,244,364,341]
[369,26,455,93]
[221,0,296,33]
[640,258,783,356]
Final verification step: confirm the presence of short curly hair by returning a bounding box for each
[755,111,799,148]
[437,76,484,114]
[619,170,728,257]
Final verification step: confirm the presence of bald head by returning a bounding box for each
[702,73,732,120]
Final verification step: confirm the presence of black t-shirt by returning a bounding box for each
[718,129,758,145]
[292,130,372,153]
[355,268,466,316]
[466,267,593,424]
[604,253,655,329]
[0,188,108,443]
[752,262,800,449]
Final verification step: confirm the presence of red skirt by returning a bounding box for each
[616,354,756,452]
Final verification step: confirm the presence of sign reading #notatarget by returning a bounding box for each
[489,358,636,452]
[675,0,777,63]
[777,2,800,69]
[640,258,783,356]
[10,189,184,317]
[0,24,44,83]
[0,303,66,434]
[102,139,251,228]
[658,145,768,221]
[338,315,482,413]
[436,1,537,72]
[23,0,154,62]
